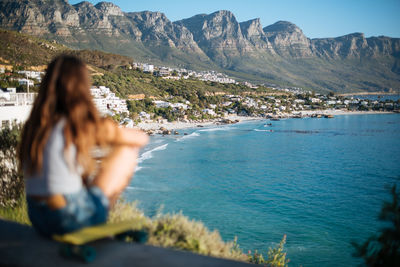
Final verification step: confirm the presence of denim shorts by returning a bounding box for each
[27,186,109,237]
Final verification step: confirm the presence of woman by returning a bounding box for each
[18,55,148,237]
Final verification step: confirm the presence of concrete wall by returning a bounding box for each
[0,105,32,127]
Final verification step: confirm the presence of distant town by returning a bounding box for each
[0,64,399,131]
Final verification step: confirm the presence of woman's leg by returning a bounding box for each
[92,145,139,206]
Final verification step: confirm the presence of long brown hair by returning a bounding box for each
[18,55,109,177]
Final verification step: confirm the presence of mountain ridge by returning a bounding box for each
[0,0,399,93]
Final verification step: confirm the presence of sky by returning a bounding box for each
[68,0,400,38]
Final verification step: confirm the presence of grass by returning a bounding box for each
[108,200,246,261]
[0,198,288,266]
[0,196,30,225]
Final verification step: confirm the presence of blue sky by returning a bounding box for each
[69,0,400,38]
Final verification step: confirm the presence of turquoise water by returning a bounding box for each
[124,114,400,266]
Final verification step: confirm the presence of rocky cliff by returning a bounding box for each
[0,0,399,92]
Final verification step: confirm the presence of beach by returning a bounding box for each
[135,110,394,133]
[136,115,261,132]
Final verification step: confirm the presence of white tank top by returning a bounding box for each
[24,119,84,196]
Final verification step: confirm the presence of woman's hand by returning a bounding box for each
[101,118,149,148]
[116,127,149,148]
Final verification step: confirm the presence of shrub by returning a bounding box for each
[248,235,289,267]
[0,123,23,208]
[149,212,246,261]
[353,185,400,267]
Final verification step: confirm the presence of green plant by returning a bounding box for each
[148,212,246,261]
[0,122,23,208]
[0,195,30,225]
[353,185,400,267]
[248,235,289,267]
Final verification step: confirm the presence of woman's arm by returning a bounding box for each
[101,118,149,147]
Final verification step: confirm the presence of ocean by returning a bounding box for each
[124,114,400,266]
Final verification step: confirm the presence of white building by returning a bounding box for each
[202,108,216,115]
[0,105,32,128]
[0,92,37,128]
[17,78,34,87]
[294,99,305,104]
[158,67,170,76]
[170,103,188,110]
[17,71,44,82]
[90,86,128,115]
[139,111,151,120]
[153,100,170,108]
[143,64,154,73]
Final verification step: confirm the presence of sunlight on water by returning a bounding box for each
[125,114,400,267]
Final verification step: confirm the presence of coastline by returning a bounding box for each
[135,110,396,133]
[136,115,260,132]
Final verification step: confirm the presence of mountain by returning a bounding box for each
[0,0,399,93]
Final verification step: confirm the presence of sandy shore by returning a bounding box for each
[136,115,261,132]
[135,110,395,132]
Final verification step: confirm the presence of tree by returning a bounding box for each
[353,185,400,267]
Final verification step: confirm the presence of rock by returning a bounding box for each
[173,131,179,135]
[162,129,171,135]
[263,21,312,57]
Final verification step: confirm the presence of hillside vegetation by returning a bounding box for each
[92,68,274,98]
[0,29,132,70]
[0,29,276,100]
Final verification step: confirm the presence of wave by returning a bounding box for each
[177,132,200,142]
[135,166,143,172]
[126,186,168,192]
[137,143,168,164]
[254,129,274,132]
[199,127,234,132]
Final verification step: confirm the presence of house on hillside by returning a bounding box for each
[153,100,170,108]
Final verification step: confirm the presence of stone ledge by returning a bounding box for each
[0,219,252,267]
